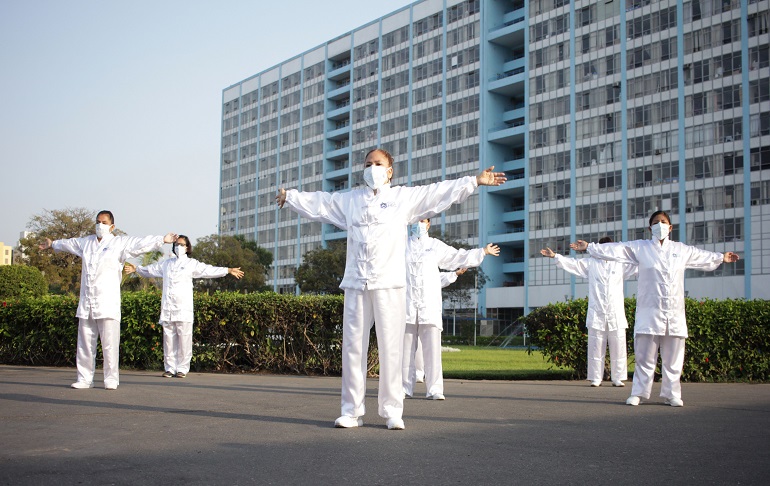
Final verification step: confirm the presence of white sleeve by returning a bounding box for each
[622,262,638,279]
[191,260,230,279]
[434,240,486,271]
[553,254,590,279]
[587,241,639,265]
[684,245,724,271]
[285,189,348,230]
[52,237,85,258]
[404,176,478,224]
[136,261,164,278]
[120,235,165,261]
[440,271,458,288]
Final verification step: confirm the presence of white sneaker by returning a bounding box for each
[415,373,425,383]
[428,393,445,400]
[334,416,363,428]
[590,381,601,387]
[626,396,641,406]
[70,381,93,389]
[104,382,118,391]
[612,381,625,387]
[665,397,684,407]
[386,418,405,430]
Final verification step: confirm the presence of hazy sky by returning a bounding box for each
[0,0,411,247]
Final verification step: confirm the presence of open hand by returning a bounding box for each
[540,247,556,258]
[484,243,501,256]
[476,167,507,186]
[570,240,588,252]
[275,188,287,208]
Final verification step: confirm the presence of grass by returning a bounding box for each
[441,345,577,380]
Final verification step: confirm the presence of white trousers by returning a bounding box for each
[414,338,425,381]
[402,322,443,397]
[631,333,686,400]
[340,288,406,420]
[587,328,628,384]
[76,317,120,387]
[162,321,193,374]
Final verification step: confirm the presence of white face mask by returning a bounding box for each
[411,222,428,238]
[651,222,671,241]
[175,245,187,257]
[95,223,111,239]
[363,165,390,190]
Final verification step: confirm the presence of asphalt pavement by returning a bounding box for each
[1,365,769,485]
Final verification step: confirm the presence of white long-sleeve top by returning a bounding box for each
[406,235,485,327]
[285,176,478,291]
[587,239,724,337]
[553,254,637,332]
[135,254,228,323]
[439,271,458,289]
[52,233,165,320]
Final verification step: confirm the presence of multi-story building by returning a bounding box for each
[220,0,770,325]
[0,242,12,266]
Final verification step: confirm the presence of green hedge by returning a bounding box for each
[0,265,48,299]
[522,298,770,382]
[0,291,378,376]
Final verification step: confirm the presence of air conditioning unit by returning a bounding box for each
[724,136,733,142]
[655,149,662,155]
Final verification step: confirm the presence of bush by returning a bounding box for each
[0,291,379,376]
[0,265,48,299]
[522,298,770,382]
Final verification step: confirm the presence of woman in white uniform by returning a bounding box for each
[541,237,637,387]
[39,210,177,390]
[404,218,499,400]
[124,235,244,378]
[276,148,506,430]
[572,211,739,406]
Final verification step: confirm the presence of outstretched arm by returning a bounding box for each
[228,267,244,279]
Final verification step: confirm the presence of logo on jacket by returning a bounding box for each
[380,202,395,209]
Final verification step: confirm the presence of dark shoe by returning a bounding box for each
[175,372,186,378]
[162,372,175,378]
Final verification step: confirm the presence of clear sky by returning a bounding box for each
[0,0,411,247]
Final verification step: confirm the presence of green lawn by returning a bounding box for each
[441,345,577,380]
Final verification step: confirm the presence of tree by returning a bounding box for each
[192,235,272,293]
[0,265,48,299]
[19,207,97,294]
[295,241,346,295]
[121,250,163,292]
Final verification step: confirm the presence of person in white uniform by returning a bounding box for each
[572,211,740,407]
[541,237,637,387]
[276,148,506,430]
[411,269,462,385]
[403,218,500,400]
[124,235,244,379]
[39,210,177,390]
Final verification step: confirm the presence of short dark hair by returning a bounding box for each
[174,235,192,256]
[599,236,613,244]
[97,210,114,225]
[649,210,672,226]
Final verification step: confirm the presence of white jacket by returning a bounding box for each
[285,176,478,291]
[53,233,165,320]
[405,235,485,327]
[553,254,637,332]
[136,254,228,323]
[587,239,724,337]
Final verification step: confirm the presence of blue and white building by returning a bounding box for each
[220,0,770,323]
